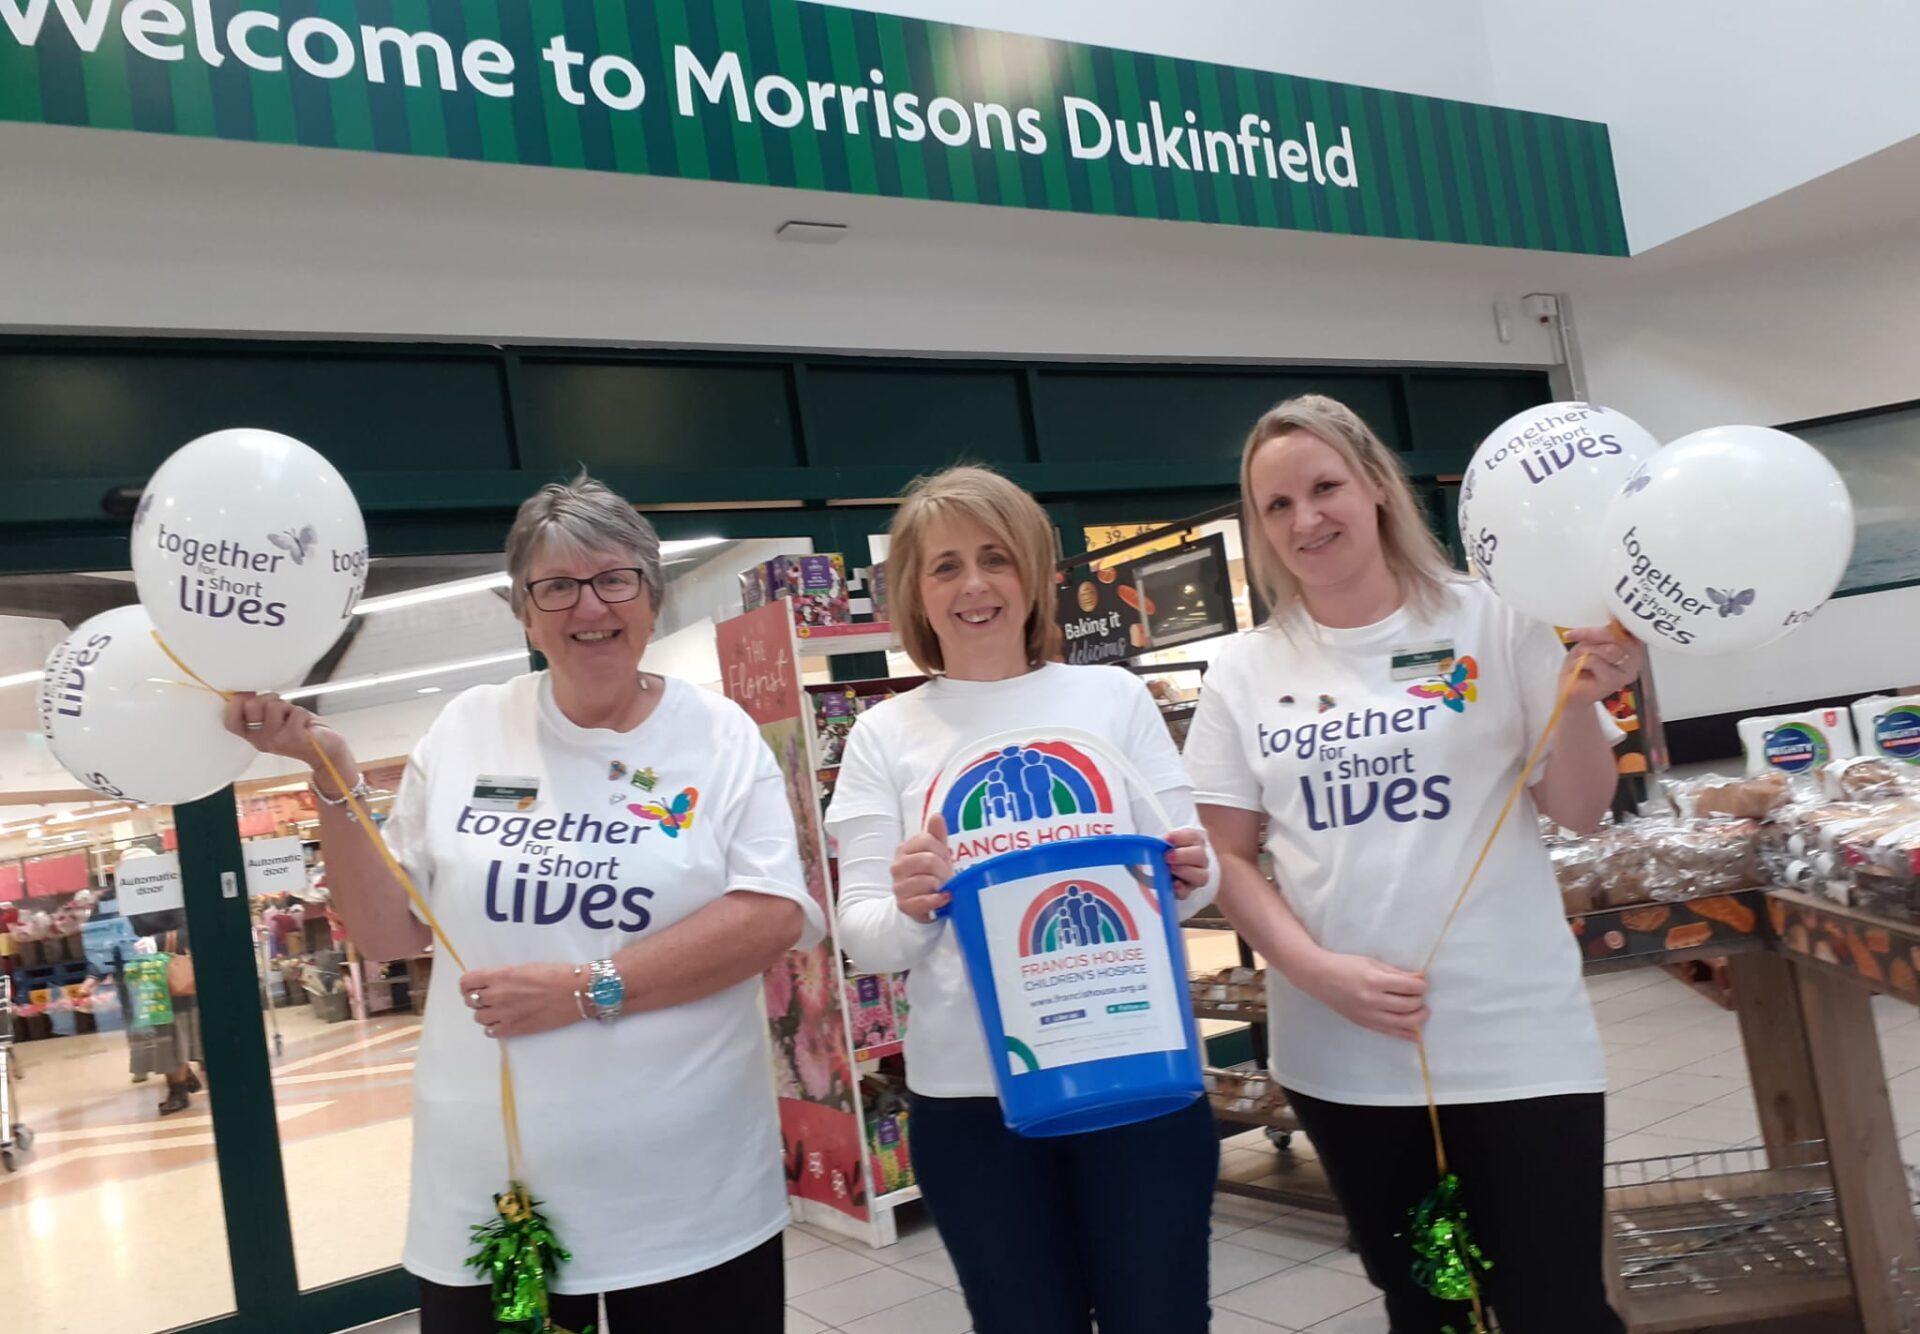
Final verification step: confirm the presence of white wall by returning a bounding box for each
[1484,0,1920,253]
[1574,218,1920,442]
[1571,215,1920,722]
[0,122,1574,367]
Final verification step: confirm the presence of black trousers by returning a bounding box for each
[910,1092,1219,1334]
[417,1232,783,1334]
[1284,1088,1625,1334]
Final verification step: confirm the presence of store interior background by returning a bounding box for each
[3,1,1919,1332]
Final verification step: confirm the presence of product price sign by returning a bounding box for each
[976,865,1185,1074]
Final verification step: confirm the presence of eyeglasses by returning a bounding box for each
[524,567,647,612]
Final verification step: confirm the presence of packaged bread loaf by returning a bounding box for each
[1645,819,1767,899]
[1670,771,1790,820]
[1824,756,1917,802]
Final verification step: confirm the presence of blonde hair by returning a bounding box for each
[1238,394,1459,622]
[887,465,1063,674]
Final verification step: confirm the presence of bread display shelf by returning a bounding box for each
[1574,891,1774,973]
[1189,966,1267,1021]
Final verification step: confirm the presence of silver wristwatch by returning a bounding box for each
[584,957,625,1024]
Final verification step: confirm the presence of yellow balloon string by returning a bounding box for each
[1411,645,1595,1333]
[149,631,529,1188]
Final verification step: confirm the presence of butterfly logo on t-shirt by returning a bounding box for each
[1407,656,1479,713]
[629,787,698,837]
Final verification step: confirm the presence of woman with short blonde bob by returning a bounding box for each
[827,464,1221,1334]
[1184,395,1637,1332]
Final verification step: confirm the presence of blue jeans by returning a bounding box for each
[910,1092,1218,1334]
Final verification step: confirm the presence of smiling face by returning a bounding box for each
[1247,429,1389,595]
[519,543,657,686]
[917,513,1029,676]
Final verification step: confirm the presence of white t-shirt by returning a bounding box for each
[382,673,825,1291]
[825,662,1214,1098]
[1183,581,1604,1106]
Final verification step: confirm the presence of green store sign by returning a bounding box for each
[1,0,1628,255]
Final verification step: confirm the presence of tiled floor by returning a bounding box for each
[333,967,1918,1333]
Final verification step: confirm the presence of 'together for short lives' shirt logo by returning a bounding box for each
[457,805,671,934]
[1255,681,1483,832]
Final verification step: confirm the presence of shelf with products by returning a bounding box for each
[721,598,929,1249]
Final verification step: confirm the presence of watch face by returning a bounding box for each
[589,973,623,1008]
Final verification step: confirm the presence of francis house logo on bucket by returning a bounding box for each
[1018,879,1141,956]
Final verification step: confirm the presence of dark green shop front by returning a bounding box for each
[0,333,1550,1334]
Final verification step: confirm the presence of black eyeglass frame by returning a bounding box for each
[524,567,648,612]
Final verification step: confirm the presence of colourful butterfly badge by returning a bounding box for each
[630,787,698,837]
[1408,656,1479,713]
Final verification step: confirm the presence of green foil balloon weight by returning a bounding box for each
[467,1185,593,1334]
[1409,1172,1490,1333]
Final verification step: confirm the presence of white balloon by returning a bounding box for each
[38,605,259,805]
[1458,402,1661,627]
[131,428,368,692]
[1602,426,1855,656]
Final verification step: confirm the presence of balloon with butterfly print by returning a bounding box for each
[131,428,369,691]
[1601,425,1855,657]
[1457,402,1660,628]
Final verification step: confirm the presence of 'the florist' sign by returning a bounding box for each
[1,0,1627,254]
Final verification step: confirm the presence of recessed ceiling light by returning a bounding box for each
[417,686,443,695]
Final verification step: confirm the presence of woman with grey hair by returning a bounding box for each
[225,473,822,1332]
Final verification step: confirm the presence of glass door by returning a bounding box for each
[0,580,242,1334]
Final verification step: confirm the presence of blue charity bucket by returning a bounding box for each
[932,728,1205,1137]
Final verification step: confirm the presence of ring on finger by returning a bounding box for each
[485,1023,499,1039]
[467,990,483,1010]
[245,721,265,731]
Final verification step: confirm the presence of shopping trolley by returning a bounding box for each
[1,973,35,1171]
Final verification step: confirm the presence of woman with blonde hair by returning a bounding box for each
[827,465,1221,1334]
[1183,395,1638,1332]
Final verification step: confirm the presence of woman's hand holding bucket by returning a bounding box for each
[1163,828,1210,899]
[892,814,956,923]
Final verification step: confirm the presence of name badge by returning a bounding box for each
[472,775,541,811]
[1390,641,1455,681]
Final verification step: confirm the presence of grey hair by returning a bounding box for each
[505,472,664,616]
